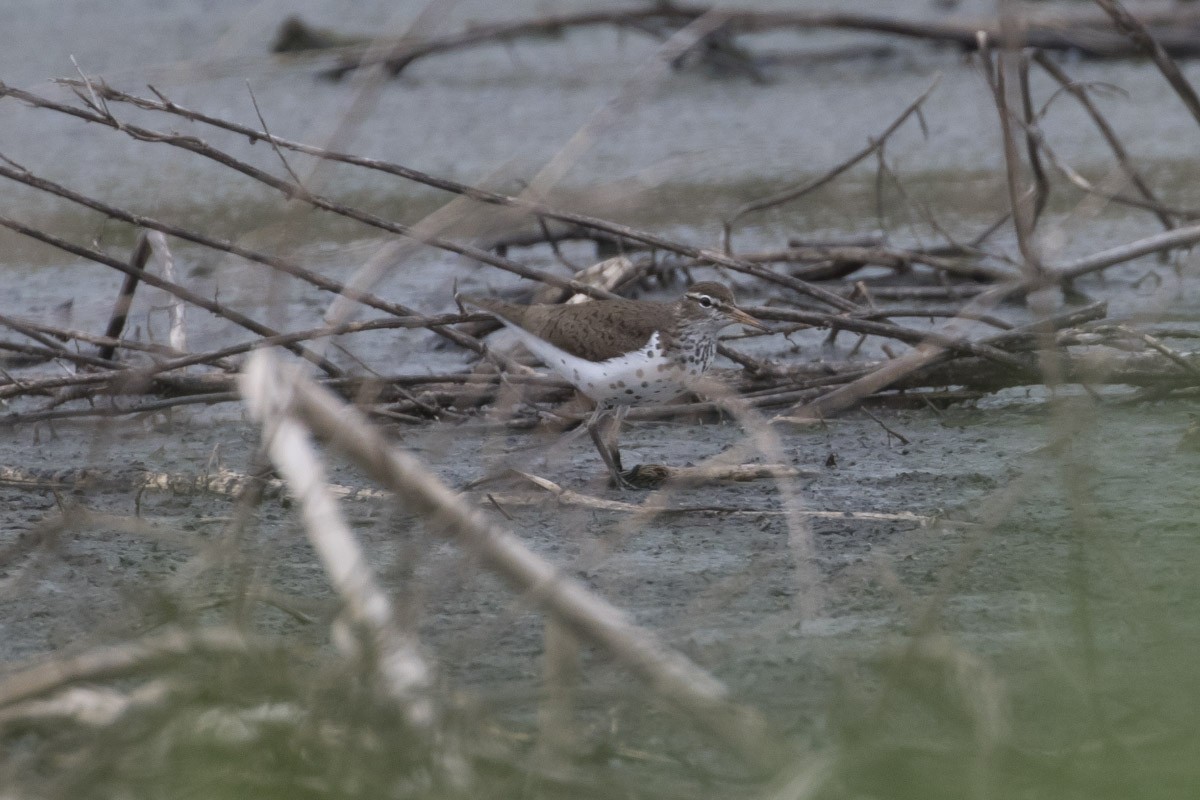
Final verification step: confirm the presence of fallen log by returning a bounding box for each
[273,5,1200,80]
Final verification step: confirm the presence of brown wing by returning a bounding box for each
[485,298,672,362]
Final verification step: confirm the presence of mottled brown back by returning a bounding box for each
[465,295,675,361]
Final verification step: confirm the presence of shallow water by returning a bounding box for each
[4,1,1200,797]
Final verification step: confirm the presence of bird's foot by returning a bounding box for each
[611,463,670,490]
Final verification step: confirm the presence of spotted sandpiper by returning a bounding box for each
[461,282,767,488]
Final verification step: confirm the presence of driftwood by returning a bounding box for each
[270,5,1200,81]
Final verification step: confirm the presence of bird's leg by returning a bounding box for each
[586,406,634,489]
[606,404,630,473]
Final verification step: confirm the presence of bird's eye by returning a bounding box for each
[698,295,714,308]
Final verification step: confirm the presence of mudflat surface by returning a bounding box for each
[4,384,1197,732]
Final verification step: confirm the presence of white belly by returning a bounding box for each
[497,325,694,407]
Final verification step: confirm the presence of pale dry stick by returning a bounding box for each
[0,214,343,377]
[492,472,932,524]
[61,83,859,313]
[240,355,435,728]
[1093,0,1200,130]
[1056,220,1200,282]
[240,350,784,771]
[0,626,250,709]
[534,254,644,305]
[722,76,941,253]
[635,462,820,486]
[1032,51,1175,233]
[147,232,187,356]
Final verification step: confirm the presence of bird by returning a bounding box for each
[460,281,767,488]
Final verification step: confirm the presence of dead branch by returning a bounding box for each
[1055,221,1200,282]
[1093,0,1200,129]
[241,358,435,727]
[239,350,786,772]
[734,244,1015,282]
[297,5,1200,79]
[487,471,931,524]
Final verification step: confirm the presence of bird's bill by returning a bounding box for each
[727,306,769,332]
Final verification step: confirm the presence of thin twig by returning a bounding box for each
[1092,0,1200,130]
[1032,50,1175,233]
[723,75,941,250]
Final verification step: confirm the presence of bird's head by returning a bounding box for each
[679,281,767,334]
